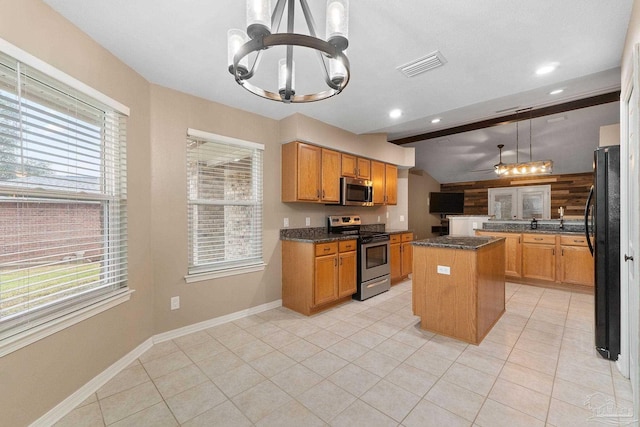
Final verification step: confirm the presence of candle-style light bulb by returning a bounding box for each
[326,0,349,50]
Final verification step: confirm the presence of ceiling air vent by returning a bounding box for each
[397,51,447,78]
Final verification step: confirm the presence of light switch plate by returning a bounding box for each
[170,296,180,310]
[400,215,405,222]
[305,217,311,226]
[437,265,451,275]
[283,218,289,227]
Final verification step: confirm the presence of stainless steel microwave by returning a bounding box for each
[341,177,374,206]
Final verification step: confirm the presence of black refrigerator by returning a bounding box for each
[585,145,620,361]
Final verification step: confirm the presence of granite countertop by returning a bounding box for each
[386,229,413,235]
[412,236,504,250]
[280,227,359,243]
[480,220,587,235]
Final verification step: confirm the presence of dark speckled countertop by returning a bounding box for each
[480,220,587,235]
[412,236,504,250]
[280,225,411,243]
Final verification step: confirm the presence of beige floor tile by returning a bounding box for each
[507,348,558,376]
[373,338,417,361]
[456,348,506,376]
[547,397,616,427]
[498,361,554,395]
[558,347,613,376]
[109,402,177,427]
[244,321,282,338]
[329,399,398,427]
[365,320,403,338]
[297,380,356,422]
[173,331,213,350]
[153,364,209,399]
[97,364,150,400]
[181,400,252,427]
[77,393,98,408]
[360,379,421,422]
[205,322,243,339]
[54,401,104,427]
[472,337,513,361]
[231,380,292,423]
[211,364,266,397]
[360,307,393,321]
[442,363,497,397]
[525,318,565,336]
[327,363,381,397]
[404,348,454,377]
[354,349,401,377]
[249,350,296,377]
[304,329,344,349]
[325,319,361,338]
[390,327,434,348]
[551,377,615,410]
[280,338,322,362]
[195,349,244,379]
[232,314,264,329]
[301,350,349,377]
[421,335,468,361]
[165,381,226,424]
[514,335,561,359]
[138,340,179,364]
[488,378,550,421]
[555,358,615,395]
[384,362,438,397]
[281,320,323,338]
[231,339,274,362]
[347,329,387,348]
[142,350,193,379]
[519,328,563,348]
[181,338,226,362]
[327,338,370,361]
[215,329,258,349]
[474,399,544,427]
[402,399,471,427]
[271,363,323,396]
[260,329,300,349]
[255,400,325,427]
[424,379,484,422]
[99,381,163,425]
[307,312,341,329]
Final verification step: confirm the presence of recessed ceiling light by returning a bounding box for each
[389,109,402,119]
[536,64,557,75]
[431,118,441,124]
[549,88,564,95]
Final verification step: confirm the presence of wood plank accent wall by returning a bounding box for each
[440,172,593,218]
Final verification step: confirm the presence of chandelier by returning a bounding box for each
[495,116,553,177]
[227,0,351,103]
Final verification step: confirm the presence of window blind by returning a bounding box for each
[0,51,128,340]
[186,130,263,275]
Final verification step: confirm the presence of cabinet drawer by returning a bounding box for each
[522,234,556,244]
[315,242,338,256]
[390,234,401,244]
[339,240,357,252]
[560,235,589,247]
[401,232,413,242]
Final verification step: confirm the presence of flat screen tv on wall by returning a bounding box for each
[429,192,465,214]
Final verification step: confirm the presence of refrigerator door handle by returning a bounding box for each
[585,185,594,255]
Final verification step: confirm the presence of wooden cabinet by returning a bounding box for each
[282,142,341,203]
[475,231,522,278]
[341,154,371,179]
[385,164,398,205]
[282,239,357,315]
[391,232,413,283]
[559,235,594,287]
[522,234,556,282]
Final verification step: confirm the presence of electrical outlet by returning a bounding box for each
[283,217,289,227]
[377,215,381,222]
[400,215,405,222]
[437,265,451,275]
[386,211,390,219]
[305,217,311,226]
[472,222,478,229]
[170,296,180,310]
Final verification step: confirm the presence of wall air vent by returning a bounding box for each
[397,51,447,78]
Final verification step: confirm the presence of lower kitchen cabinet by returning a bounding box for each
[282,239,357,315]
[558,235,594,287]
[475,231,522,278]
[391,232,413,283]
[522,234,556,282]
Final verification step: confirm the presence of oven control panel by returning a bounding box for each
[328,215,361,226]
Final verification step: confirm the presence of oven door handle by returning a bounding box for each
[366,278,389,289]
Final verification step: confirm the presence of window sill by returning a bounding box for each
[185,263,267,284]
[0,289,134,358]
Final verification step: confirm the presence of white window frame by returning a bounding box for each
[488,184,551,220]
[185,129,265,283]
[0,39,130,356]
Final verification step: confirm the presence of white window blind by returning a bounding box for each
[0,50,128,341]
[187,130,263,275]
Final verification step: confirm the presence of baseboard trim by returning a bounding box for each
[30,298,283,427]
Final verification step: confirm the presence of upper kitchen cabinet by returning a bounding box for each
[371,161,397,206]
[341,154,371,180]
[282,142,340,203]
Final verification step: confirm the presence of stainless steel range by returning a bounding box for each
[328,215,391,300]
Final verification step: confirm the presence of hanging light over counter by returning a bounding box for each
[495,114,553,177]
[227,0,351,103]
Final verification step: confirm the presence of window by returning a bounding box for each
[488,185,551,219]
[186,129,263,279]
[0,46,128,347]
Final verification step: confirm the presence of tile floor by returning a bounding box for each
[55,281,634,427]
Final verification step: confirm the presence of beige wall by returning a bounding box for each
[0,1,153,425]
[622,0,640,88]
[408,169,442,240]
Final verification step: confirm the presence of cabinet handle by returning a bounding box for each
[552,249,555,256]
[518,237,521,243]
[561,248,564,256]
[334,258,337,266]
[322,190,325,198]
[317,189,320,198]
[324,247,331,251]
[574,239,584,243]
[534,237,543,241]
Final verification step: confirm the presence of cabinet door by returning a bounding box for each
[401,242,413,275]
[341,153,357,177]
[321,148,341,203]
[560,245,594,286]
[357,158,371,179]
[297,143,321,201]
[475,231,522,278]
[385,164,398,205]
[314,254,338,306]
[338,251,357,297]
[390,243,402,281]
[522,243,556,281]
[371,160,386,204]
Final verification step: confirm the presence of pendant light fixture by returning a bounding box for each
[495,112,553,177]
[227,0,350,103]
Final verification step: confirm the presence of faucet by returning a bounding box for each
[558,206,564,230]
[559,217,564,230]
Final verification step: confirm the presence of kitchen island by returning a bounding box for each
[412,236,505,345]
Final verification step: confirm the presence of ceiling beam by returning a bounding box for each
[389,91,621,145]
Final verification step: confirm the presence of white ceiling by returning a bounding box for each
[42,0,633,183]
